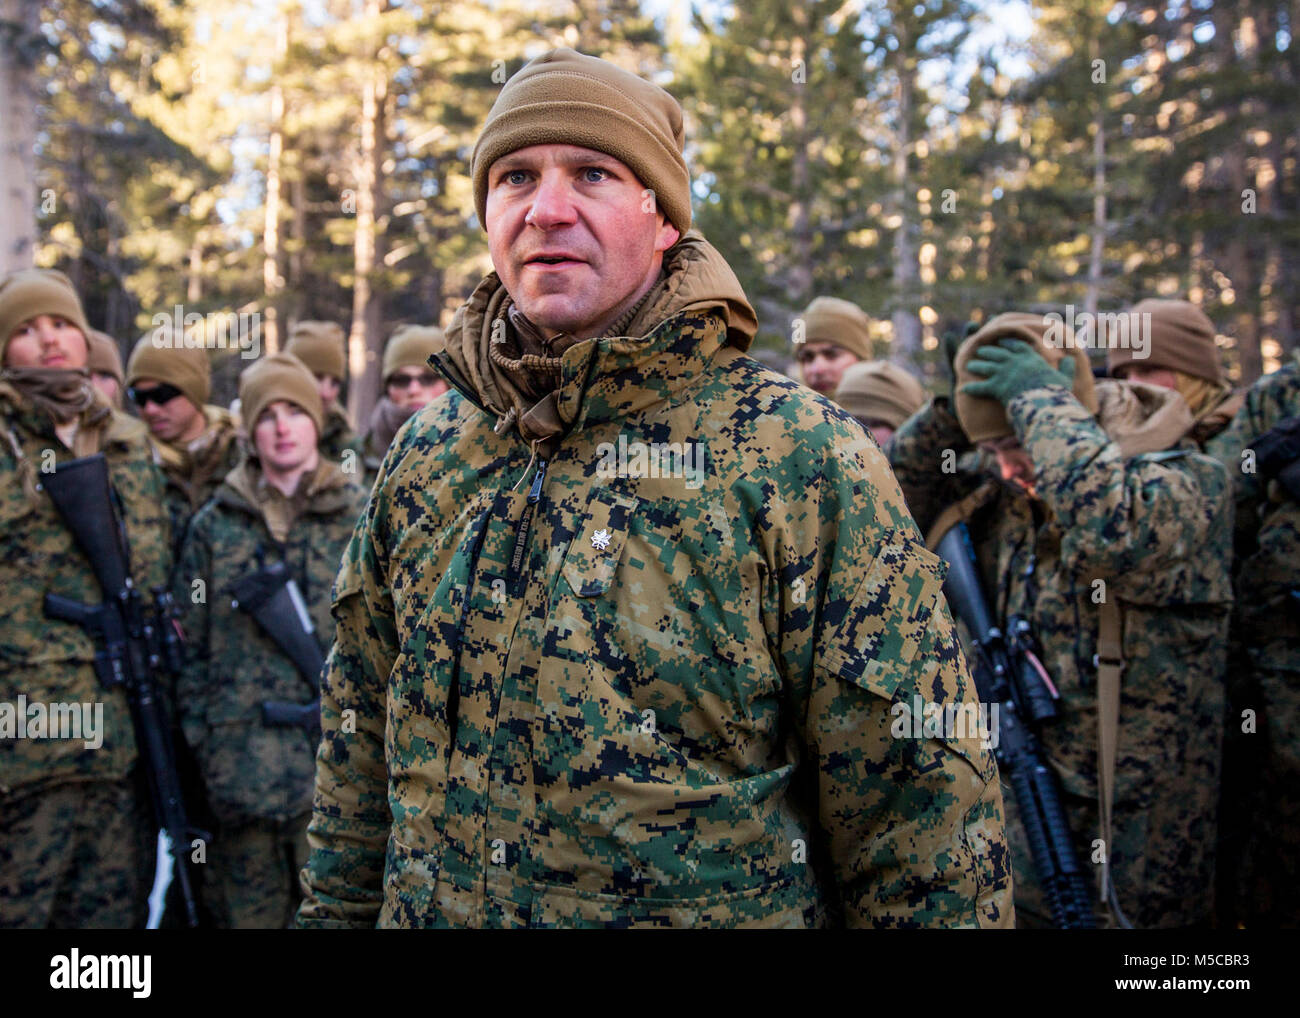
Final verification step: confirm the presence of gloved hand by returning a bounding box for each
[961,339,1075,406]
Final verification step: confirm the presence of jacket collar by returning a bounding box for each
[432,230,755,457]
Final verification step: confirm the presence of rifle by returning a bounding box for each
[934,521,1096,929]
[229,559,324,737]
[40,454,207,928]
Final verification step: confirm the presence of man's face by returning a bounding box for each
[484,144,680,339]
[4,314,88,370]
[314,373,342,407]
[980,434,1037,498]
[129,377,204,444]
[795,341,861,396]
[1121,364,1178,390]
[386,367,448,410]
[253,400,319,475]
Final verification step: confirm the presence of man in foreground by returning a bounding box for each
[298,48,1011,929]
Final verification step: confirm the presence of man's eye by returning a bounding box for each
[582,167,609,183]
[504,170,529,186]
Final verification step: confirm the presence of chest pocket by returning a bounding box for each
[562,489,639,598]
[817,528,947,700]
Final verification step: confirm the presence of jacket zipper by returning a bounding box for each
[508,459,547,589]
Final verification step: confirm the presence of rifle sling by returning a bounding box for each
[925,481,999,552]
[1095,597,1133,929]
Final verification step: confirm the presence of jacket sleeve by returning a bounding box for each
[1009,386,1232,578]
[886,397,982,537]
[772,416,1014,928]
[296,478,398,929]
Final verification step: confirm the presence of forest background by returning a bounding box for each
[2,0,1293,421]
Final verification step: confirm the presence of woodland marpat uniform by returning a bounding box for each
[890,380,1232,928]
[0,386,171,928]
[1206,353,1300,926]
[297,235,1013,929]
[175,456,365,927]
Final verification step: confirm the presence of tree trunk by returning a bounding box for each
[787,21,812,312]
[262,8,289,353]
[0,0,39,273]
[347,0,388,426]
[890,45,922,366]
[1084,40,1106,319]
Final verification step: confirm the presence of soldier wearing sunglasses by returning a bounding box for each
[125,332,241,554]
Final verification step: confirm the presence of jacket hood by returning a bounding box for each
[431,230,756,457]
[1095,378,1195,458]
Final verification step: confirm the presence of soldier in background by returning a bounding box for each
[0,269,171,929]
[125,332,240,550]
[285,320,362,464]
[889,312,1232,927]
[834,359,927,446]
[791,296,870,398]
[358,323,448,486]
[174,352,365,927]
[1205,354,1300,927]
[1106,298,1242,448]
[298,47,1011,929]
[86,328,125,410]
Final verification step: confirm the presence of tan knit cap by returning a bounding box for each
[797,296,873,361]
[126,328,211,409]
[835,360,928,428]
[1107,299,1223,384]
[239,352,324,439]
[86,329,125,383]
[472,48,692,234]
[955,311,1098,444]
[286,320,347,381]
[0,268,92,358]
[382,324,445,383]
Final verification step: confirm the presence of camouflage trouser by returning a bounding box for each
[204,813,310,929]
[1237,665,1300,927]
[0,779,149,929]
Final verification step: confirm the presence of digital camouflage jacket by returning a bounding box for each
[174,457,366,826]
[297,238,1013,930]
[0,390,171,797]
[889,382,1232,927]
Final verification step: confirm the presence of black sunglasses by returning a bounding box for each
[128,382,184,408]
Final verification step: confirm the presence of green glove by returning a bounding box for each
[961,338,1076,406]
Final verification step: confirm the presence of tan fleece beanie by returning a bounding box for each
[0,268,92,358]
[126,329,211,408]
[1107,299,1223,385]
[472,47,692,234]
[955,311,1098,444]
[382,324,445,383]
[797,296,873,361]
[286,320,347,381]
[239,352,324,438]
[86,329,125,384]
[836,360,928,428]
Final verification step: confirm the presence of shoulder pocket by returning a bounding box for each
[562,489,639,598]
[818,528,948,700]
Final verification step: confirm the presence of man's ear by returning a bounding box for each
[655,216,680,254]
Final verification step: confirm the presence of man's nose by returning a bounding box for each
[526,172,578,229]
